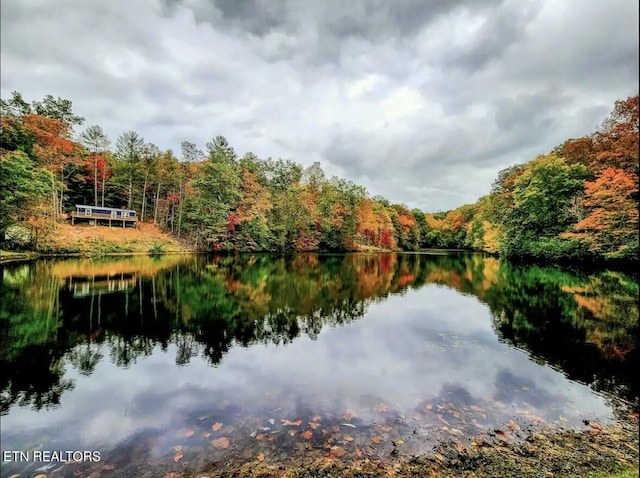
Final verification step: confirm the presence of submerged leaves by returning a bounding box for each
[211,437,230,449]
[212,422,223,431]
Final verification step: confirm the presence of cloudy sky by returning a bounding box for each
[1,0,638,211]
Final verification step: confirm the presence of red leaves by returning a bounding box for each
[380,230,393,248]
[563,167,639,254]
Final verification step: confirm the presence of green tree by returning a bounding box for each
[184,137,241,249]
[31,95,85,126]
[0,151,52,244]
[79,125,110,207]
[114,131,144,209]
[502,154,589,259]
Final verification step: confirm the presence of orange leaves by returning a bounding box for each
[328,446,346,458]
[173,446,183,462]
[257,452,265,462]
[301,430,313,440]
[563,167,639,255]
[342,409,357,421]
[212,422,223,432]
[184,429,195,437]
[281,419,303,426]
[211,437,230,449]
[592,95,639,174]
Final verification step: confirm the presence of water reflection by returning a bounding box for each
[0,253,637,475]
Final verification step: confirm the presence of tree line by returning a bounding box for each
[1,91,637,260]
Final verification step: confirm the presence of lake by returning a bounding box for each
[0,253,637,477]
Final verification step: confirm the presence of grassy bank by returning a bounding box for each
[34,222,193,256]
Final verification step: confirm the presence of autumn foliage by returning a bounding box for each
[1,91,637,261]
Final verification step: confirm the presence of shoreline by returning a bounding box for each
[22,413,636,478]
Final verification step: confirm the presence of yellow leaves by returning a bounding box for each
[343,435,354,442]
[508,421,520,431]
[211,437,230,449]
[454,443,466,453]
[308,421,321,429]
[425,404,433,411]
[288,430,297,437]
[371,436,381,444]
[301,430,313,440]
[211,422,223,431]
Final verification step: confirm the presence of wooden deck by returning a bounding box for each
[71,211,138,228]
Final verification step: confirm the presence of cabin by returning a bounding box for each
[71,205,138,228]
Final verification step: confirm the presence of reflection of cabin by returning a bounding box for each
[68,273,136,297]
[71,205,138,228]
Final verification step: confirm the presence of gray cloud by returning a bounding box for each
[1,0,637,211]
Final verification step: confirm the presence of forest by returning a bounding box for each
[1,92,637,261]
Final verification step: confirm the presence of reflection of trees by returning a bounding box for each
[484,264,638,404]
[68,343,103,376]
[1,253,638,412]
[0,345,75,414]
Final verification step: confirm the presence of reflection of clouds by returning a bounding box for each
[2,286,614,453]
[493,368,555,409]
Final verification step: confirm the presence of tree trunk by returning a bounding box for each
[60,170,65,215]
[154,182,161,225]
[171,202,175,233]
[101,174,106,207]
[51,171,58,222]
[128,173,133,209]
[141,174,149,222]
[94,153,98,207]
[177,170,184,238]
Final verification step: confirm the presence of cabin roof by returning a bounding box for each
[75,205,136,214]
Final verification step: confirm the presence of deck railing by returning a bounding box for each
[71,211,138,222]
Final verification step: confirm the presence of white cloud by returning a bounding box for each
[1,0,637,211]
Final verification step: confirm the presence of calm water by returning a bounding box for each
[0,253,637,477]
